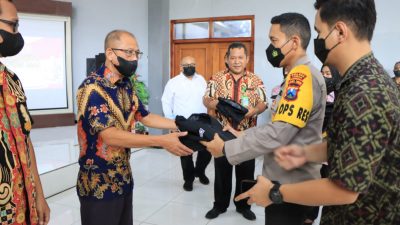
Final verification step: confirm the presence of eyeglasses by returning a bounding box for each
[181,63,196,67]
[112,48,143,59]
[0,19,19,33]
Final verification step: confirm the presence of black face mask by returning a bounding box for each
[265,39,292,68]
[114,56,138,78]
[314,28,340,64]
[394,70,400,77]
[0,30,24,57]
[183,66,195,76]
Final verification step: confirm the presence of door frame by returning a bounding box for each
[170,15,255,78]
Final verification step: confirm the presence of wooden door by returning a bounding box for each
[172,43,213,80]
[172,42,254,81]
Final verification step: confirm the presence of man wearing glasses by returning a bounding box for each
[0,1,50,225]
[76,30,193,225]
[161,56,212,192]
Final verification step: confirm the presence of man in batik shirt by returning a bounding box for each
[240,1,400,225]
[393,61,400,90]
[0,1,50,225]
[76,30,192,225]
[203,42,267,221]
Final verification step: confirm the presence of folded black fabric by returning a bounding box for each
[175,113,236,151]
[216,97,248,126]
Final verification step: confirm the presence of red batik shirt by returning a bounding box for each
[205,70,267,131]
[0,62,38,225]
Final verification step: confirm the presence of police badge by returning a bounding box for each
[284,72,306,101]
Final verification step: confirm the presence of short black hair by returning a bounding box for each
[270,13,311,50]
[0,0,13,15]
[314,0,376,41]
[226,42,248,58]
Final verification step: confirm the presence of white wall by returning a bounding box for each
[169,0,400,122]
[61,0,399,120]
[373,2,400,74]
[148,0,170,134]
[68,0,149,114]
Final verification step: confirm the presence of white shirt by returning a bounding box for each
[161,72,207,119]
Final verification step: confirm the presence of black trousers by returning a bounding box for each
[213,156,255,210]
[180,149,211,182]
[265,203,314,225]
[80,193,133,225]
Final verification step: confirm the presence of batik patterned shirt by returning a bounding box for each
[322,53,400,225]
[392,77,400,91]
[0,62,38,225]
[205,70,267,130]
[76,66,149,200]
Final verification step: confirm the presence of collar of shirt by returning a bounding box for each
[288,55,311,72]
[281,55,310,86]
[96,65,130,87]
[178,72,202,81]
[226,69,249,80]
[340,52,374,86]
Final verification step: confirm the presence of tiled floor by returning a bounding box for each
[46,148,267,225]
[31,126,320,225]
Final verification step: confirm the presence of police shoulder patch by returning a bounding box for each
[272,65,313,128]
[284,71,307,101]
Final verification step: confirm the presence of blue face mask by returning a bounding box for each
[394,70,400,77]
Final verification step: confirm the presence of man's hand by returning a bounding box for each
[200,133,224,158]
[244,106,258,118]
[274,145,307,170]
[223,124,243,138]
[203,97,219,110]
[160,132,193,156]
[235,175,274,207]
[169,128,179,133]
[36,194,50,225]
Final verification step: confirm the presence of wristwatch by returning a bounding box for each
[269,181,283,204]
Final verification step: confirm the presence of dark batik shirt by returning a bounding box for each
[76,66,149,200]
[322,53,400,225]
[392,77,400,91]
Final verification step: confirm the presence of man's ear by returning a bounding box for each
[291,36,301,50]
[335,21,348,42]
[105,48,114,62]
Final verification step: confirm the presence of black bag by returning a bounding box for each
[216,97,248,126]
[175,113,236,151]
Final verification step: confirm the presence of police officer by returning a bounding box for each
[202,13,326,225]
